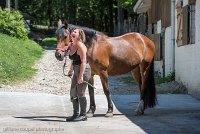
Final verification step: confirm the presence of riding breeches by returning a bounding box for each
[70,63,91,100]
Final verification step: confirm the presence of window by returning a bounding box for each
[189,4,195,44]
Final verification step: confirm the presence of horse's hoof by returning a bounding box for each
[105,112,113,117]
[134,110,144,116]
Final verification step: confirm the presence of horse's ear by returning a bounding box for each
[58,19,62,28]
[64,19,69,28]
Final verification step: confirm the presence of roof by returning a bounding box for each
[133,0,151,14]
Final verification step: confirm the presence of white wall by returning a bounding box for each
[154,61,163,76]
[154,21,174,77]
[164,27,174,76]
[175,0,200,99]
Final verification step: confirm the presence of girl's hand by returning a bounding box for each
[78,76,83,84]
[68,69,74,77]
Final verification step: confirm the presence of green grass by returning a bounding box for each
[121,72,175,85]
[39,37,56,49]
[155,72,175,84]
[121,76,137,85]
[0,33,43,84]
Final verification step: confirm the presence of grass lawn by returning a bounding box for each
[0,33,44,84]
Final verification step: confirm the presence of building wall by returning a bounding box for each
[154,21,174,77]
[154,61,163,76]
[164,27,174,76]
[154,20,164,76]
[175,0,200,99]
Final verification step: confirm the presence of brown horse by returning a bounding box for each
[55,20,157,117]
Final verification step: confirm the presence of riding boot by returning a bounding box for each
[74,97,87,121]
[66,98,79,122]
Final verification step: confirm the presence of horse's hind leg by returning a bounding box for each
[137,60,156,115]
[131,66,145,115]
[87,75,96,117]
[99,71,113,117]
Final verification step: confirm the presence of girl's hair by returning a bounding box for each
[74,28,86,43]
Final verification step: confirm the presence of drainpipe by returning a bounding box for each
[171,0,176,73]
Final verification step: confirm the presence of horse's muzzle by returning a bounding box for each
[55,51,65,61]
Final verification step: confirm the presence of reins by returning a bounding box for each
[62,53,96,89]
[66,74,96,89]
[62,56,68,76]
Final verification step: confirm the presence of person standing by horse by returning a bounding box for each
[66,28,91,121]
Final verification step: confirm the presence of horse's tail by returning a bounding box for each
[144,58,157,108]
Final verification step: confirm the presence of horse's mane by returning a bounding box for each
[55,24,66,38]
[96,31,109,38]
[56,23,109,48]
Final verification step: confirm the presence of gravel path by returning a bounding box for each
[0,48,187,95]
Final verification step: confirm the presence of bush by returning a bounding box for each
[0,7,28,40]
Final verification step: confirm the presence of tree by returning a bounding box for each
[16,0,138,35]
[15,0,18,9]
[6,0,10,9]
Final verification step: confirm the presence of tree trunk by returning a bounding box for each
[15,0,18,9]
[117,7,124,35]
[48,0,53,26]
[6,0,10,9]
[63,0,68,19]
[108,0,114,35]
[99,0,104,31]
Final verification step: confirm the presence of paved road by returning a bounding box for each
[0,92,200,134]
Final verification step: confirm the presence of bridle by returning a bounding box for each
[56,47,67,52]
[55,24,71,53]
[55,25,96,89]
[55,25,71,76]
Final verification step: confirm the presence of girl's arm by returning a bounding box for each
[77,43,87,84]
[68,60,74,77]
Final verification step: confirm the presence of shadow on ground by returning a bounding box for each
[14,116,66,122]
[111,95,200,134]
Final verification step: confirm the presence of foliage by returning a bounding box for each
[117,0,138,16]
[39,37,56,49]
[121,75,137,85]
[0,7,28,40]
[0,33,43,84]
[17,0,138,34]
[155,72,175,84]
[121,72,175,85]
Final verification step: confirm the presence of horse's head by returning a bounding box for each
[55,19,71,61]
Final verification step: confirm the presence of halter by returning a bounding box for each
[56,47,66,52]
[55,25,71,54]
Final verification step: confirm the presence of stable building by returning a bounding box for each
[134,0,200,99]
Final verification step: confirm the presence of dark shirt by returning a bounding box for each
[69,50,82,65]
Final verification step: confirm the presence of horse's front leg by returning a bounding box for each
[87,75,96,117]
[99,71,113,117]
